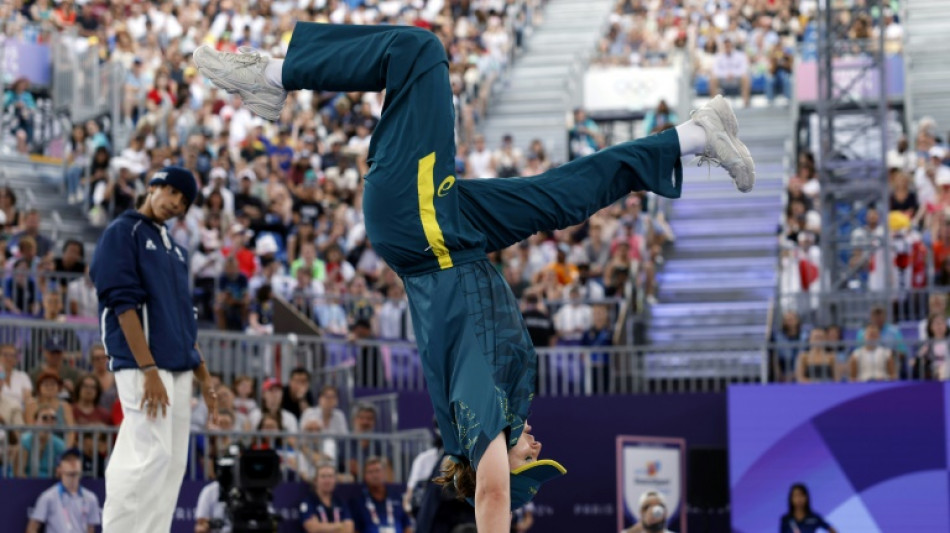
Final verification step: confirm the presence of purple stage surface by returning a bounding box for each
[729,382,950,533]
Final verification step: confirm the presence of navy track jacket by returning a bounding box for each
[90,211,200,372]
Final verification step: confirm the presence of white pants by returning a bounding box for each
[103,368,193,533]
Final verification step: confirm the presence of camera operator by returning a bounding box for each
[299,462,354,533]
[622,491,675,533]
[195,476,229,533]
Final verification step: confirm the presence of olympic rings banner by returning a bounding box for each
[617,435,686,532]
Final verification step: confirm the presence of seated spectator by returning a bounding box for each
[766,42,793,104]
[200,409,237,478]
[856,306,908,372]
[291,241,327,282]
[30,337,82,395]
[643,100,677,136]
[377,281,411,340]
[249,378,299,433]
[567,263,606,302]
[71,374,110,426]
[66,266,98,319]
[17,404,67,478]
[345,275,375,328]
[316,279,349,336]
[521,294,557,348]
[918,293,950,340]
[246,284,275,335]
[301,385,349,436]
[88,345,116,411]
[554,286,593,342]
[795,328,840,383]
[542,244,579,287]
[824,325,850,381]
[25,372,76,445]
[849,324,897,382]
[343,404,388,480]
[4,77,36,153]
[9,208,54,258]
[216,257,250,331]
[914,313,949,380]
[494,134,524,178]
[771,311,808,382]
[232,375,259,425]
[0,391,24,459]
[349,456,412,533]
[3,257,41,316]
[0,186,21,233]
[292,416,338,482]
[282,367,315,422]
[711,39,750,108]
[581,304,613,394]
[568,107,603,160]
[192,239,225,323]
[40,285,68,322]
[1,343,33,406]
[25,448,101,532]
[466,134,496,179]
[53,240,86,287]
[300,461,355,533]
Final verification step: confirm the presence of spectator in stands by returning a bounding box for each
[302,384,349,436]
[30,338,81,395]
[849,324,897,382]
[0,389,24,457]
[350,456,413,533]
[378,281,411,340]
[581,304,613,394]
[216,256,250,331]
[568,107,603,160]
[913,313,949,380]
[824,325,850,381]
[26,371,76,439]
[766,43,793,105]
[88,345,116,412]
[25,448,101,532]
[9,209,54,258]
[250,378,298,433]
[232,376,259,424]
[71,374,110,426]
[283,367,316,422]
[711,39,751,108]
[466,134,496,179]
[54,240,86,287]
[919,293,950,339]
[291,241,327,282]
[521,294,557,348]
[3,257,40,316]
[554,286,593,342]
[4,77,36,153]
[857,306,908,372]
[293,414,339,482]
[64,125,90,205]
[300,461,355,533]
[494,134,524,178]
[643,100,677,136]
[246,284,276,335]
[1,343,32,406]
[771,311,808,382]
[316,279,350,336]
[795,328,840,383]
[201,409,237,478]
[343,404,387,480]
[0,186,20,233]
[40,285,68,322]
[17,404,67,478]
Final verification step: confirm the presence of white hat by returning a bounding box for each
[930,146,948,160]
[805,211,821,232]
[886,152,904,169]
[210,167,228,180]
[936,166,950,187]
[255,233,279,256]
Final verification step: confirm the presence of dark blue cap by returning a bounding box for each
[59,448,83,463]
[149,166,198,206]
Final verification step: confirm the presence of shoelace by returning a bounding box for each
[689,107,721,180]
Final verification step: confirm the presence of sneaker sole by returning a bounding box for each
[193,46,285,122]
[716,131,755,192]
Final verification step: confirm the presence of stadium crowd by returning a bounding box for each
[592,0,904,107]
[774,113,950,385]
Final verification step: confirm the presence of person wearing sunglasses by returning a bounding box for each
[26,448,101,533]
[17,404,66,478]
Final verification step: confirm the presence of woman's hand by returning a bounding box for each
[141,369,169,419]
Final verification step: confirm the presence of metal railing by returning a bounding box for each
[776,287,947,329]
[0,425,431,483]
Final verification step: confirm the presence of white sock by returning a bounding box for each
[264,59,284,89]
[675,120,707,156]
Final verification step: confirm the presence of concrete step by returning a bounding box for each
[649,311,769,329]
[656,285,775,303]
[648,324,767,342]
[492,101,567,116]
[669,218,779,238]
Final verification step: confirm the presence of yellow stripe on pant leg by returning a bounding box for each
[417,152,454,269]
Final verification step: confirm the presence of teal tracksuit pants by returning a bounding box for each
[283,23,685,468]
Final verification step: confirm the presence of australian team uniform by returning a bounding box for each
[282,23,686,471]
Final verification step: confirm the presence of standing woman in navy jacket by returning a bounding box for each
[90,167,218,532]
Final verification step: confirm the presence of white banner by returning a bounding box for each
[583,66,680,113]
[616,436,686,532]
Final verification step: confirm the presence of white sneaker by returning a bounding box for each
[691,95,755,193]
[193,45,287,121]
